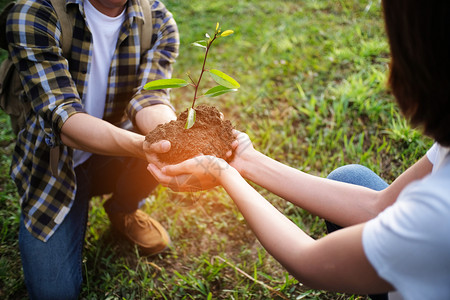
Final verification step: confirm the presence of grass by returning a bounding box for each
[0,0,433,299]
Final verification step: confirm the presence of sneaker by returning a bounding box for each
[107,209,171,256]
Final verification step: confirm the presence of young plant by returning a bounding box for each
[143,23,240,129]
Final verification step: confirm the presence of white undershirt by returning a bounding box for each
[73,0,125,167]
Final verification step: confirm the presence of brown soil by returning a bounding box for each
[145,105,234,164]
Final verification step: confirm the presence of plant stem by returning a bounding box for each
[187,73,196,85]
[192,34,217,108]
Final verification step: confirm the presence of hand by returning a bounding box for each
[143,139,171,168]
[147,155,232,192]
[229,130,256,175]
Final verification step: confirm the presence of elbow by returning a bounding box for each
[268,241,316,285]
[371,189,393,217]
[60,131,72,148]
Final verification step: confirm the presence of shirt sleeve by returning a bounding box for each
[426,142,439,165]
[362,170,450,299]
[6,0,84,146]
[127,0,179,123]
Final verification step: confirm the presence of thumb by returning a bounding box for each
[145,140,171,153]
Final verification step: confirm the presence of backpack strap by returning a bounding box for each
[49,0,73,57]
[139,0,153,55]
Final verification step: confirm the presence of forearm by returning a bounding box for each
[240,149,432,227]
[221,168,314,262]
[241,151,379,226]
[220,168,392,294]
[61,112,145,159]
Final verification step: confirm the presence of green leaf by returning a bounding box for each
[208,69,240,89]
[144,78,189,90]
[204,85,237,97]
[185,107,196,129]
[192,40,207,49]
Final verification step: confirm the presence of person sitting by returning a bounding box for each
[146,0,450,299]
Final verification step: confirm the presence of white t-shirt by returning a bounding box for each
[73,0,125,167]
[363,143,450,299]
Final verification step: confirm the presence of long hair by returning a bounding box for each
[382,0,450,146]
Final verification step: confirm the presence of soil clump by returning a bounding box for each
[145,105,234,164]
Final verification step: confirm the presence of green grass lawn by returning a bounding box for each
[0,0,433,299]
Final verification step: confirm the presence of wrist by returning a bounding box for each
[220,165,242,187]
[238,149,264,181]
[128,131,146,160]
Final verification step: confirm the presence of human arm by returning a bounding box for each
[62,0,177,159]
[124,0,178,162]
[61,0,178,162]
[60,103,176,162]
[6,0,175,156]
[157,156,393,294]
[229,131,432,227]
[126,0,179,131]
[154,130,432,226]
[59,113,146,159]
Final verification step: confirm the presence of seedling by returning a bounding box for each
[143,23,240,129]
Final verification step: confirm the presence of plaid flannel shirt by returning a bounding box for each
[6,0,179,242]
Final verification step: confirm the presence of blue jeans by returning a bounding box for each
[19,154,158,300]
[326,164,388,300]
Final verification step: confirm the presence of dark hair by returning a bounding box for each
[382,0,450,146]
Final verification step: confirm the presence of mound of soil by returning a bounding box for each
[145,105,234,164]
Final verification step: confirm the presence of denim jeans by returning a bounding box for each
[19,154,158,300]
[326,164,389,300]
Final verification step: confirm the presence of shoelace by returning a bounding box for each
[123,212,154,229]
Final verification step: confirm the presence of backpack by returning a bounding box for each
[0,0,153,135]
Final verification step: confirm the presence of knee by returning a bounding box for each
[327,164,369,183]
[327,164,388,191]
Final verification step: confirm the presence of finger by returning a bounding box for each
[232,129,242,137]
[144,140,171,153]
[162,158,197,176]
[145,153,165,169]
[231,139,239,150]
[147,164,172,186]
[168,174,202,192]
[147,163,164,181]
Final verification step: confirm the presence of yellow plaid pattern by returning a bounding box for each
[6,0,179,241]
